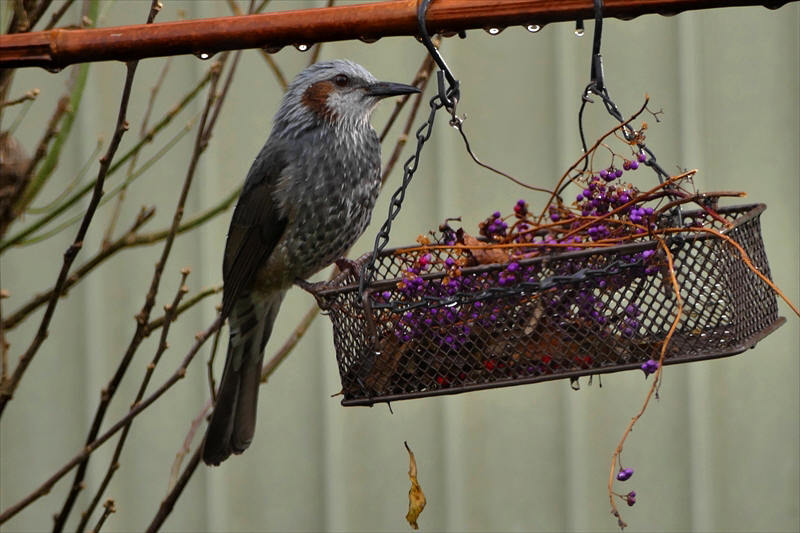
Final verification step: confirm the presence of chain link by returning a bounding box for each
[369,249,658,316]
[359,86,448,295]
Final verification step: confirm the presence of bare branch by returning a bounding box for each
[0,316,223,526]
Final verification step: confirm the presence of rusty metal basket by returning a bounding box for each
[314,204,784,406]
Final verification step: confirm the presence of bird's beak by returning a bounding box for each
[365,81,421,98]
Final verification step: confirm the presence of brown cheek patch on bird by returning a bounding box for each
[301,80,338,122]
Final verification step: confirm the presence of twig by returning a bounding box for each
[145,446,203,533]
[76,269,191,532]
[16,3,97,214]
[260,302,320,382]
[535,97,652,224]
[0,280,8,382]
[18,114,198,247]
[665,226,800,317]
[308,0,335,65]
[51,45,228,532]
[2,206,156,331]
[168,398,212,492]
[0,56,138,419]
[44,0,78,30]
[102,57,173,248]
[88,499,115,533]
[146,285,223,334]
[225,0,287,90]
[608,237,681,529]
[0,66,215,252]
[26,137,103,214]
[0,88,39,108]
[2,185,235,331]
[0,316,222,526]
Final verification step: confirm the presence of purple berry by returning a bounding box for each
[630,160,639,170]
[641,359,659,377]
[615,168,624,178]
[626,491,636,506]
[616,467,634,481]
[637,152,646,162]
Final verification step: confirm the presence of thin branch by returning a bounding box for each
[51,45,226,532]
[225,0,287,90]
[308,0,335,66]
[0,316,223,526]
[0,58,139,418]
[102,57,173,248]
[146,285,223,334]
[608,237,681,529]
[44,0,78,30]
[2,206,156,331]
[76,269,191,532]
[168,398,212,492]
[145,446,203,533]
[0,66,215,252]
[88,499,115,533]
[0,88,39,108]
[16,1,97,214]
[26,137,102,214]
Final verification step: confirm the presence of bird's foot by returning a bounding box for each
[294,278,328,295]
[334,257,361,279]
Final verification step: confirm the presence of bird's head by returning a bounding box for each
[275,60,420,132]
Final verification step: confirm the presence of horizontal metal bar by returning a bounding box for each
[0,0,794,70]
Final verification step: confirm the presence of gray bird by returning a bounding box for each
[202,60,419,466]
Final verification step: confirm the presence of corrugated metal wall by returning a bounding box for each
[2,1,798,532]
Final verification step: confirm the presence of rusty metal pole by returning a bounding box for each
[0,0,794,70]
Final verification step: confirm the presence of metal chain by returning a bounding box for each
[371,250,659,315]
[359,85,448,295]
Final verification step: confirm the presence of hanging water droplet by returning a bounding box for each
[486,27,502,35]
[194,51,214,60]
[294,43,311,52]
[526,24,541,33]
[263,44,283,54]
[45,65,62,73]
[574,28,585,37]
[358,36,380,44]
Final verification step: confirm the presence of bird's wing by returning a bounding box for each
[221,148,289,319]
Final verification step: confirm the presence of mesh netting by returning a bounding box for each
[314,204,783,406]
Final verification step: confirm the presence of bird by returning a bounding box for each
[202,60,420,466]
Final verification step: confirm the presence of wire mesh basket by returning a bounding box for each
[314,204,784,406]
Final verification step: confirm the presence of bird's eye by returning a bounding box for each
[333,74,350,87]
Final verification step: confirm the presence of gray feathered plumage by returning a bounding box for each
[202,60,419,466]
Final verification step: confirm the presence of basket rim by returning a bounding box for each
[314,203,766,297]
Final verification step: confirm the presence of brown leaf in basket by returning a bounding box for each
[404,441,426,530]
[365,334,406,394]
[463,233,510,265]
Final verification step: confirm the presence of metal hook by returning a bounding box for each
[417,0,460,110]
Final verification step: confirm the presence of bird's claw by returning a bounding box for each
[334,257,360,278]
[294,278,327,295]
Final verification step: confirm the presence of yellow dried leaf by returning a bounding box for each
[404,441,426,530]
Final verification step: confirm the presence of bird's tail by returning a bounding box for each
[202,290,285,466]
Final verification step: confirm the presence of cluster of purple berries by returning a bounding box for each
[479,211,509,239]
[616,466,637,506]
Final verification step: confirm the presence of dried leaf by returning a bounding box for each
[404,441,426,530]
[463,233,509,265]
